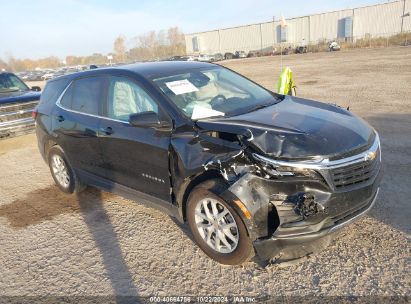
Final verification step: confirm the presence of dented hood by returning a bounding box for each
[196,96,374,159]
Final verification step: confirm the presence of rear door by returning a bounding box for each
[52,76,107,177]
[98,75,172,202]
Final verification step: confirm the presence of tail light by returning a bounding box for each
[32,109,38,120]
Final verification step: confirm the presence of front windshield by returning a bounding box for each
[0,74,29,93]
[152,67,280,119]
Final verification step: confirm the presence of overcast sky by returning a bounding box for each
[1,0,385,60]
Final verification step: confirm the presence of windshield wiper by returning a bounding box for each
[244,102,275,113]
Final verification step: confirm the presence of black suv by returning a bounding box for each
[34,61,381,265]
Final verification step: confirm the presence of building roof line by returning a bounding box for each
[185,0,401,36]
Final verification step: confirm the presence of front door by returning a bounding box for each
[98,75,172,202]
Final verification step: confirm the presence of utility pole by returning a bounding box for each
[272,16,276,55]
[218,29,221,53]
[401,0,410,33]
[107,55,113,66]
[280,15,287,72]
[260,23,263,53]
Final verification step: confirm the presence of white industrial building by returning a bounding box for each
[185,0,411,55]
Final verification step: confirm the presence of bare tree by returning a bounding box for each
[157,30,168,46]
[0,58,9,71]
[139,32,157,50]
[168,27,186,56]
[129,27,186,61]
[167,27,185,46]
[2,55,62,72]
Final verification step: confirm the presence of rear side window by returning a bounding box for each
[40,78,70,105]
[60,84,73,108]
[59,76,105,115]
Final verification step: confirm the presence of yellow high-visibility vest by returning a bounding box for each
[277,67,296,96]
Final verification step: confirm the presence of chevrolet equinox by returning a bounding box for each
[34,61,381,265]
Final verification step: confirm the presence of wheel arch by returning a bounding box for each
[42,137,58,161]
[179,169,226,222]
[178,171,257,240]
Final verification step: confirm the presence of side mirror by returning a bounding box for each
[31,86,41,92]
[129,111,171,129]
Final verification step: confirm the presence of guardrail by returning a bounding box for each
[0,101,38,139]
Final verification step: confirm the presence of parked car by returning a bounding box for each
[16,72,27,78]
[224,52,235,60]
[20,73,30,80]
[34,61,381,265]
[197,54,214,62]
[52,71,65,78]
[0,72,41,137]
[63,69,79,75]
[247,48,276,57]
[281,46,294,55]
[0,72,41,105]
[27,72,44,81]
[295,46,308,54]
[41,72,55,81]
[213,53,224,61]
[235,51,247,58]
[247,51,261,58]
[167,56,186,61]
[329,41,341,51]
[166,56,195,62]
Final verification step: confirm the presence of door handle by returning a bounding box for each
[100,126,113,135]
[57,115,65,122]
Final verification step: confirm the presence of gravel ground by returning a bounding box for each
[0,47,410,302]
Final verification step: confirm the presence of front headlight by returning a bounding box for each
[263,165,321,179]
[252,153,323,180]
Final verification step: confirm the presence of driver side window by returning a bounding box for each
[107,76,158,121]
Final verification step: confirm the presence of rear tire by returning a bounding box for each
[48,146,86,194]
[187,180,254,265]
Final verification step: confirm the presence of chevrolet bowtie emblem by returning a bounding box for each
[365,151,376,161]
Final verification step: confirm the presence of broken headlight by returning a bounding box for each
[263,165,321,179]
[252,153,323,180]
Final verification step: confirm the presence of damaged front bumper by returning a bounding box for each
[254,187,380,261]
[224,136,382,262]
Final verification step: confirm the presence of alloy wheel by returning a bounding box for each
[194,198,239,253]
[51,154,70,188]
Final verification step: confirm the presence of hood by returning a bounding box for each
[196,96,374,160]
[0,90,41,105]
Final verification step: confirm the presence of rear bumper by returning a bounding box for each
[35,121,48,163]
[253,187,379,261]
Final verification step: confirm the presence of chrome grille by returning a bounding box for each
[0,101,38,139]
[330,147,381,189]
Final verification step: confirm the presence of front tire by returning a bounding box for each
[187,180,254,265]
[48,146,86,194]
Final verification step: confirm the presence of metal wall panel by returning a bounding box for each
[405,0,411,32]
[309,9,353,42]
[353,1,404,37]
[260,21,279,48]
[286,16,310,45]
[199,30,220,54]
[184,35,194,54]
[185,1,409,54]
[219,24,262,53]
[184,31,220,54]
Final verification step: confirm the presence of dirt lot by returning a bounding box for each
[1,47,410,301]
